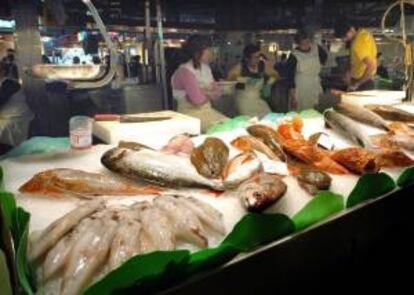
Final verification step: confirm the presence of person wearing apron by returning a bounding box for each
[285,30,327,111]
[171,35,227,133]
[227,44,279,118]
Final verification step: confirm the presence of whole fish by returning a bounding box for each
[324,110,374,148]
[247,125,286,161]
[334,102,390,131]
[297,170,332,195]
[231,135,280,160]
[237,173,287,212]
[101,147,225,191]
[331,148,380,175]
[366,104,414,123]
[191,138,229,179]
[19,168,158,198]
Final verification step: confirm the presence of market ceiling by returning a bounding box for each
[1,0,412,30]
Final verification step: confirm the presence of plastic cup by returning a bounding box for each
[70,116,93,150]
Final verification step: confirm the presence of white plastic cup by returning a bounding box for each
[70,116,93,150]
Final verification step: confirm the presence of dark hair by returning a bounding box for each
[183,35,212,69]
[334,19,354,38]
[73,56,81,64]
[242,44,261,63]
[294,29,313,44]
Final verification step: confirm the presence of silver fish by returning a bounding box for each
[324,110,374,148]
[334,102,390,131]
[29,201,105,262]
[101,147,225,191]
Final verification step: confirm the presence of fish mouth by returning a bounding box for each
[101,148,127,170]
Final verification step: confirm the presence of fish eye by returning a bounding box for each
[253,192,262,198]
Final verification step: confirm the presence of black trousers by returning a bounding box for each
[354,79,375,91]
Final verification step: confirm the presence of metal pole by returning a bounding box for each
[144,0,152,83]
[156,0,169,109]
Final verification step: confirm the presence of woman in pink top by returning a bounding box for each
[171,35,228,132]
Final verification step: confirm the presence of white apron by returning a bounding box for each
[172,61,227,132]
[294,45,323,110]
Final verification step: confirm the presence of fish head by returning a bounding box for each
[239,174,287,212]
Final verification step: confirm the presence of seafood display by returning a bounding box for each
[19,169,158,198]
[297,170,332,195]
[324,110,374,148]
[191,138,229,179]
[334,102,390,131]
[331,148,379,175]
[101,147,225,190]
[31,197,225,295]
[366,104,414,123]
[371,133,414,151]
[236,173,287,212]
[247,125,286,161]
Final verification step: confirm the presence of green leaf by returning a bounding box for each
[0,192,16,230]
[187,244,238,273]
[0,250,13,295]
[84,250,190,295]
[0,166,4,191]
[293,191,344,231]
[14,208,33,290]
[397,166,414,188]
[223,213,295,251]
[346,173,396,208]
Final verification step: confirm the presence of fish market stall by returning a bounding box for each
[1,101,414,294]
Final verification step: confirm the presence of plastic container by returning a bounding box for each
[69,116,93,150]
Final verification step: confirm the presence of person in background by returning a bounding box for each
[2,48,19,80]
[92,56,101,65]
[72,56,81,65]
[42,55,51,64]
[0,61,34,153]
[377,53,389,79]
[284,29,327,110]
[227,44,279,117]
[334,20,377,91]
[129,55,143,83]
[171,35,227,132]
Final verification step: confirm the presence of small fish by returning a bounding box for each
[29,201,105,262]
[297,170,332,195]
[101,147,225,191]
[19,169,157,198]
[222,153,262,188]
[324,110,374,148]
[191,138,229,179]
[237,173,287,212]
[334,102,390,131]
[331,148,380,175]
[366,104,414,123]
[247,125,286,161]
[231,135,280,160]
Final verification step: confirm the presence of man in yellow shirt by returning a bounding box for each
[334,22,377,91]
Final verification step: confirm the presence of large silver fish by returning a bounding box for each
[324,110,374,148]
[101,147,225,191]
[334,102,390,131]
